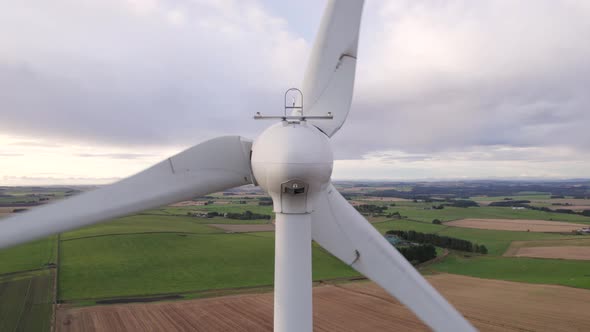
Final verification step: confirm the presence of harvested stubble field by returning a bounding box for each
[57,274,590,332]
[504,238,590,260]
[511,246,590,260]
[445,218,586,232]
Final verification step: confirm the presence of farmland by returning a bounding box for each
[444,218,587,232]
[57,274,590,332]
[510,246,590,260]
[2,180,590,331]
[0,272,54,332]
[59,232,357,300]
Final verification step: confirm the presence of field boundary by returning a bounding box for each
[60,275,369,305]
[61,230,227,242]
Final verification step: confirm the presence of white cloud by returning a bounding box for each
[1,0,589,183]
[334,145,590,180]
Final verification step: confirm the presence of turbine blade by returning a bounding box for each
[299,0,364,137]
[0,136,253,249]
[311,184,477,332]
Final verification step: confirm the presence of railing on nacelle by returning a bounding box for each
[253,88,333,121]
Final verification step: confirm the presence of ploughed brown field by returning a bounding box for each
[208,224,275,233]
[56,274,590,332]
[445,218,586,232]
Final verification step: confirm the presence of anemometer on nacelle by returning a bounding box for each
[253,88,333,122]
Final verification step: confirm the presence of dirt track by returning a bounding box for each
[445,218,587,232]
[208,224,275,233]
[56,274,590,332]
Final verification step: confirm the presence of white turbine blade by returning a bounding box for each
[299,0,364,137]
[0,136,253,250]
[311,184,477,332]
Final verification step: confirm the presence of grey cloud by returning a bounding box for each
[1,0,589,170]
[0,0,307,147]
[328,0,590,159]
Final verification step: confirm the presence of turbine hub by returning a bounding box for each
[251,121,333,214]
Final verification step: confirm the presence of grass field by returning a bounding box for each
[0,236,57,275]
[428,254,590,289]
[0,272,54,332]
[373,219,580,255]
[160,204,273,215]
[59,232,357,300]
[470,194,552,201]
[386,205,590,224]
[61,215,220,240]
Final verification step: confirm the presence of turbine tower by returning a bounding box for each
[0,1,476,331]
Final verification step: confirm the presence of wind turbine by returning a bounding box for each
[0,1,476,331]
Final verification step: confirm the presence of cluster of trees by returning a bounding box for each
[187,211,219,218]
[226,210,271,220]
[355,204,388,214]
[447,200,479,208]
[396,244,437,264]
[489,200,530,207]
[386,211,402,219]
[386,230,488,254]
[258,197,273,206]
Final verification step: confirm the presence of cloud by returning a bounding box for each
[0,0,589,182]
[1,176,120,186]
[76,153,155,159]
[335,0,590,157]
[0,0,308,146]
[334,145,590,181]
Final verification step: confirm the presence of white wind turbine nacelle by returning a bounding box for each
[251,121,333,214]
[0,1,477,332]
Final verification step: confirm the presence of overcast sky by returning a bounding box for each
[1,0,589,185]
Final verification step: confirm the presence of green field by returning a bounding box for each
[385,205,590,224]
[0,273,53,332]
[61,214,220,240]
[59,232,357,300]
[374,219,580,255]
[159,204,274,215]
[0,237,57,275]
[470,194,552,201]
[428,254,590,289]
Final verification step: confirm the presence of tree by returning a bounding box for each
[432,219,442,225]
[479,245,488,254]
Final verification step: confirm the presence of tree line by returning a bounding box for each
[386,230,488,254]
[226,210,272,220]
[354,204,388,214]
